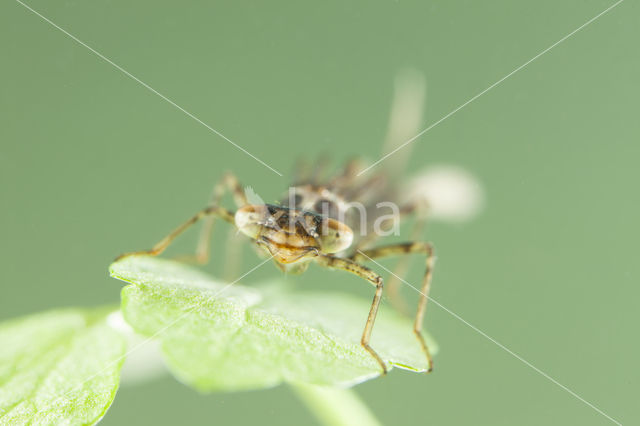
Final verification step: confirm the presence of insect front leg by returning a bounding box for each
[316,255,388,374]
[115,206,235,261]
[188,172,248,264]
[351,241,435,372]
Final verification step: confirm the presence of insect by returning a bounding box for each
[117,71,436,374]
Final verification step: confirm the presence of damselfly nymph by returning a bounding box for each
[117,70,483,374]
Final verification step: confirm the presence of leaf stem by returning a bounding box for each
[290,383,382,426]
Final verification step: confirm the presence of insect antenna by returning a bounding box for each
[308,153,332,184]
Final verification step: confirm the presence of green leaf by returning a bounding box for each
[111,256,437,392]
[0,307,126,425]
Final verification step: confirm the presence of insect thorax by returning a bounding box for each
[280,184,348,222]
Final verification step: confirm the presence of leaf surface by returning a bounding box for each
[0,307,126,425]
[111,256,436,392]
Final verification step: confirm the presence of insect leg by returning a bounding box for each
[349,200,429,314]
[316,255,388,374]
[191,172,248,264]
[292,156,312,185]
[222,228,244,280]
[308,153,331,184]
[352,241,435,372]
[342,173,387,203]
[328,157,366,195]
[115,206,235,261]
[386,201,429,314]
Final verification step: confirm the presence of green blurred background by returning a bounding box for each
[1,0,637,425]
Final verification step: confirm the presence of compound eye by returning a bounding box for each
[318,219,353,253]
[234,204,267,239]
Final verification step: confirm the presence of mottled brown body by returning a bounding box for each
[281,158,402,246]
[235,204,352,270]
